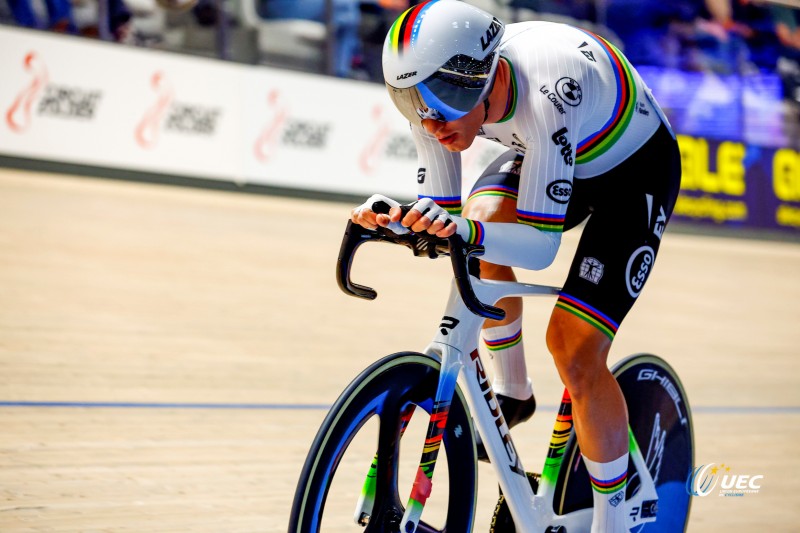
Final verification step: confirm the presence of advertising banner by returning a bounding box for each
[0,26,796,235]
[674,135,800,233]
[239,66,503,199]
[0,26,502,201]
[0,27,247,180]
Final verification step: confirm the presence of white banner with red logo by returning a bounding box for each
[0,26,505,199]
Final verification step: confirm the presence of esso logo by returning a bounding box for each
[546,179,572,204]
[625,245,655,297]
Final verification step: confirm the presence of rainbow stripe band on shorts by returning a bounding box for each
[555,293,619,340]
[467,184,518,203]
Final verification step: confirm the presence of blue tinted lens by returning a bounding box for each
[416,52,495,122]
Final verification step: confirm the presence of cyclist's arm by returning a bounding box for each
[352,126,462,236]
[399,125,575,270]
[411,124,464,216]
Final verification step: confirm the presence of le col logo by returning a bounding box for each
[686,463,764,497]
[578,41,596,62]
[480,17,503,51]
[551,127,574,166]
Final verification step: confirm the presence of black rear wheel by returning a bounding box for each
[554,353,694,531]
[288,352,477,533]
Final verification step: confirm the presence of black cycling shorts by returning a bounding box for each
[468,123,682,340]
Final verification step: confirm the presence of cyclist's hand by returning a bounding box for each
[351,194,409,234]
[391,197,457,238]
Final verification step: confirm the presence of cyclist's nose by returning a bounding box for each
[421,118,446,136]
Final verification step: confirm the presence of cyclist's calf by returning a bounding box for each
[546,307,628,460]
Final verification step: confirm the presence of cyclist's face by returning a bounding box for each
[421,103,484,152]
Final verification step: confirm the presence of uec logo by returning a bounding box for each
[686,464,763,496]
[686,464,718,497]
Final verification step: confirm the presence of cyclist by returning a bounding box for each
[351,1,681,531]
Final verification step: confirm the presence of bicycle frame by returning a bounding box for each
[356,276,660,533]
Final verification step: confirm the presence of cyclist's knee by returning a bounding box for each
[546,308,612,399]
[463,195,517,283]
[480,260,515,281]
[463,195,516,223]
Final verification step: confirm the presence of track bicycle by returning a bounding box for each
[289,210,694,532]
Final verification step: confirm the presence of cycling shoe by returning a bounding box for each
[475,393,536,462]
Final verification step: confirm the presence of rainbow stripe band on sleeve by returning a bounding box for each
[387,1,436,56]
[517,209,565,233]
[589,471,627,495]
[467,184,518,203]
[555,293,619,340]
[466,219,485,245]
[575,29,637,164]
[498,58,518,123]
[418,195,462,215]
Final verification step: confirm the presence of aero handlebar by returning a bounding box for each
[336,204,505,321]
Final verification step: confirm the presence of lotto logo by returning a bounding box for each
[551,127,574,166]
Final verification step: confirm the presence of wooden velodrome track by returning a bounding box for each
[1,167,799,532]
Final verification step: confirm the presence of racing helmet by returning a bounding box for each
[382,0,505,125]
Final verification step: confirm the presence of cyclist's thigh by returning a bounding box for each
[463,149,522,222]
[557,124,681,340]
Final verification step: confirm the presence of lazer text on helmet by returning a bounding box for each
[480,18,503,51]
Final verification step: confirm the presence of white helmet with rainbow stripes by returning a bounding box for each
[382,0,504,126]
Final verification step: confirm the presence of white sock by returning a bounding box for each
[583,453,629,533]
[481,316,532,400]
